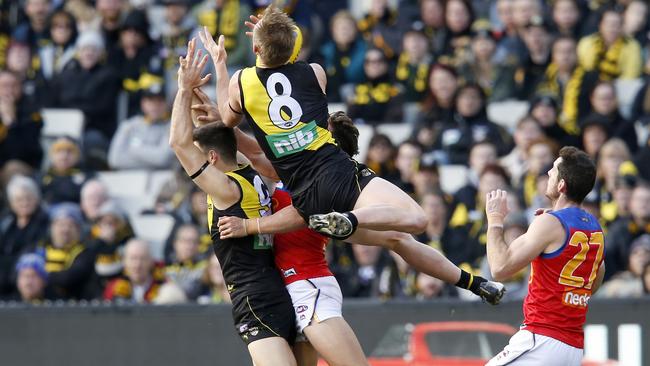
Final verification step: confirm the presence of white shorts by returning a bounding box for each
[285,276,343,339]
[486,330,583,366]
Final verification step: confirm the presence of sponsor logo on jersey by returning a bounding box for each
[283,268,297,277]
[562,288,591,308]
[296,305,308,313]
[266,121,318,157]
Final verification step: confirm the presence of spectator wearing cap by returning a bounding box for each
[38,137,92,205]
[158,0,194,99]
[38,10,78,81]
[432,83,511,165]
[346,48,404,125]
[195,0,251,71]
[319,10,367,103]
[13,253,53,303]
[599,234,650,298]
[457,20,498,96]
[577,8,642,80]
[580,81,638,152]
[103,238,166,303]
[86,200,134,298]
[38,202,94,299]
[528,94,581,147]
[500,115,544,187]
[49,30,120,170]
[164,224,207,300]
[605,183,650,280]
[493,16,551,101]
[12,0,52,51]
[0,70,44,175]
[357,0,402,60]
[108,82,175,169]
[0,175,49,299]
[108,9,164,118]
[395,29,432,102]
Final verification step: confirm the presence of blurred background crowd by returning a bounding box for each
[1,0,650,306]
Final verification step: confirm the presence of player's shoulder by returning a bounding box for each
[528,212,565,237]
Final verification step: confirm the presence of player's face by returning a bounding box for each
[545,158,562,200]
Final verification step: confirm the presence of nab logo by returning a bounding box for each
[563,289,590,308]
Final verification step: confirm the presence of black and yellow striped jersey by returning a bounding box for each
[239,61,349,194]
[207,165,285,297]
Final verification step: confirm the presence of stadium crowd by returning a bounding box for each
[1,0,650,305]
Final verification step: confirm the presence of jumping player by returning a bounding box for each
[198,6,429,241]
[484,146,606,365]
[170,39,297,366]
[197,7,504,305]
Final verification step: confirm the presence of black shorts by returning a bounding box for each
[231,290,296,345]
[292,159,376,220]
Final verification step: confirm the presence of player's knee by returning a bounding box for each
[382,231,412,251]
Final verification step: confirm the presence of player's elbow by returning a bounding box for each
[490,266,512,282]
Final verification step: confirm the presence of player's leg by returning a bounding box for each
[348,229,505,304]
[292,341,318,366]
[248,337,297,366]
[303,317,369,366]
[309,177,427,238]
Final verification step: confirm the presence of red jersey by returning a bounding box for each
[272,188,332,285]
[522,207,605,349]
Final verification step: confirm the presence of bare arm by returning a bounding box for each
[169,38,240,208]
[234,128,279,181]
[217,205,307,238]
[310,63,327,94]
[199,27,243,127]
[485,190,563,281]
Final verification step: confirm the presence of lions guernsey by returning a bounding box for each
[239,61,348,194]
[207,164,286,297]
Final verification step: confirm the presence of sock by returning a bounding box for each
[455,270,487,294]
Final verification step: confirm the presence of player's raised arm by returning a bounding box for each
[485,189,564,281]
[169,38,240,207]
[199,27,243,128]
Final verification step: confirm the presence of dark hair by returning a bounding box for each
[557,146,596,203]
[328,111,359,157]
[49,10,78,47]
[422,63,458,110]
[444,0,475,32]
[192,122,237,164]
[480,163,510,183]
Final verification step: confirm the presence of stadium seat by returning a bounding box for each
[377,123,412,145]
[439,165,469,194]
[97,170,149,198]
[328,103,347,113]
[403,102,421,125]
[131,214,175,261]
[147,170,175,200]
[41,108,85,140]
[355,124,374,162]
[487,100,529,131]
[615,78,644,120]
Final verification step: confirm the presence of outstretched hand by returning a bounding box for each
[191,88,221,124]
[178,38,211,90]
[198,26,227,64]
[244,14,262,39]
[485,189,509,225]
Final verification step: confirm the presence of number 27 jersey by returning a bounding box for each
[523,207,605,349]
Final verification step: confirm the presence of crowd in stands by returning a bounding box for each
[1,0,650,305]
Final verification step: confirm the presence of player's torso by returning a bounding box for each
[271,188,332,285]
[207,165,284,296]
[238,62,343,192]
[523,207,605,348]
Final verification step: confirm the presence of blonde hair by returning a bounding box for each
[254,6,297,67]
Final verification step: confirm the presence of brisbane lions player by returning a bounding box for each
[484,147,605,365]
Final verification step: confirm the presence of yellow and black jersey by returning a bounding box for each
[239,61,349,194]
[207,165,285,297]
